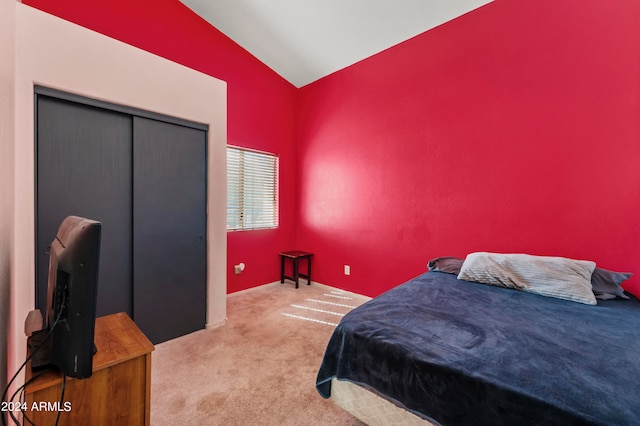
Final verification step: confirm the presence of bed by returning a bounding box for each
[316,253,640,425]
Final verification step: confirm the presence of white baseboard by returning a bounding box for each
[226,280,371,301]
[205,317,227,330]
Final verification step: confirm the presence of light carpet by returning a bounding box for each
[150,281,370,425]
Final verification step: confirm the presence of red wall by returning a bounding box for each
[296,0,640,297]
[22,0,298,293]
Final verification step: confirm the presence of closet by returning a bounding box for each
[35,87,207,344]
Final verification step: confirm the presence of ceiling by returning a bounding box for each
[180,0,493,88]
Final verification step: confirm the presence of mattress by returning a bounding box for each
[317,271,640,425]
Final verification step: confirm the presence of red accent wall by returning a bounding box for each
[22,0,298,293]
[296,0,640,297]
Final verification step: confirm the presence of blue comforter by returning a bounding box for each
[316,271,640,425]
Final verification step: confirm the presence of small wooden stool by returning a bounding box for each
[279,250,313,289]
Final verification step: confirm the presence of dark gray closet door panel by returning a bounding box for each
[132,116,207,344]
[36,96,133,318]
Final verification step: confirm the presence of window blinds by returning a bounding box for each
[227,146,279,230]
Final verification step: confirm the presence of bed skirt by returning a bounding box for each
[331,378,435,426]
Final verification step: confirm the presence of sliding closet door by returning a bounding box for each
[36,96,133,318]
[37,91,208,344]
[132,117,207,344]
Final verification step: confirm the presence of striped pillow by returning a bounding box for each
[458,252,597,305]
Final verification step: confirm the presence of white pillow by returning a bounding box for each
[457,252,597,305]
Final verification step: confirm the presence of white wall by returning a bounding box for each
[0,0,16,392]
[9,4,227,383]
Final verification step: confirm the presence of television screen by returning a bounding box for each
[42,215,102,379]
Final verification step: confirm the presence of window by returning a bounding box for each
[227,146,279,231]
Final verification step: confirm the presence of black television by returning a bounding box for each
[31,215,102,379]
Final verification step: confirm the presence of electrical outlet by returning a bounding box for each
[344,265,351,275]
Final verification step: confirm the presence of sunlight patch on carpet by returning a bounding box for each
[306,298,358,309]
[281,313,338,326]
[290,304,346,317]
[278,285,370,329]
[324,293,354,300]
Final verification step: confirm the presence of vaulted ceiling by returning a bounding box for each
[180,0,493,87]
